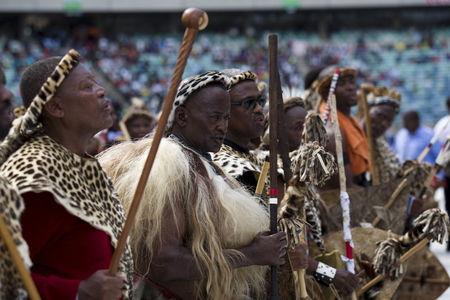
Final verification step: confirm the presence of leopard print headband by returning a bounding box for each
[227,70,257,87]
[166,71,230,131]
[0,49,80,166]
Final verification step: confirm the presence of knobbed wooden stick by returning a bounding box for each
[359,87,380,185]
[356,238,429,296]
[255,158,270,196]
[0,215,40,300]
[108,7,208,274]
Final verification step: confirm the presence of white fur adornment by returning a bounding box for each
[98,137,269,299]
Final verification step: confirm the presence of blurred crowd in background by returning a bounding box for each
[1,22,450,128]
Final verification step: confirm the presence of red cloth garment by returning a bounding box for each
[21,191,114,300]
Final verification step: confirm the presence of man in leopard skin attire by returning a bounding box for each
[0,51,133,299]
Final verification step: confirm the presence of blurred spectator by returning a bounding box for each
[121,97,156,140]
[0,67,14,141]
[394,110,441,164]
[433,96,450,143]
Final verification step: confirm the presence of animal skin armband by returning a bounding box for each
[313,262,336,286]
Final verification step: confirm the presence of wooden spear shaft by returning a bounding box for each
[255,158,270,197]
[329,93,357,300]
[108,8,208,274]
[356,238,429,296]
[268,33,280,300]
[0,215,40,300]
[359,89,380,185]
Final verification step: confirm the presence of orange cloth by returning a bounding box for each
[320,102,369,175]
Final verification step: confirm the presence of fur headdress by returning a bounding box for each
[0,49,80,166]
[366,86,401,113]
[222,69,257,88]
[121,97,154,124]
[316,66,357,99]
[166,71,230,131]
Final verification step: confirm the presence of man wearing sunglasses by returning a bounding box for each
[213,69,267,194]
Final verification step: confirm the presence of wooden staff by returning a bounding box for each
[296,206,309,300]
[276,72,292,183]
[416,118,449,162]
[356,238,429,296]
[268,33,280,300]
[359,87,380,185]
[329,92,357,300]
[119,121,131,141]
[0,215,40,300]
[255,158,270,196]
[108,8,208,274]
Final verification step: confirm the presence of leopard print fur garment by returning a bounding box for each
[0,134,134,298]
[0,176,31,299]
[213,144,262,178]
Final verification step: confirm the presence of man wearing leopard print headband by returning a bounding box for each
[364,86,402,184]
[99,71,288,299]
[0,52,133,299]
[212,69,267,194]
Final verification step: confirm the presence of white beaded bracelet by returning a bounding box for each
[313,262,337,286]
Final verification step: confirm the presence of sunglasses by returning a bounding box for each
[231,96,266,110]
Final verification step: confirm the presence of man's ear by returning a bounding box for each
[43,96,65,118]
[174,106,188,128]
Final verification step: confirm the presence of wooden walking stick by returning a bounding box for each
[108,7,208,274]
[268,33,280,300]
[119,121,131,141]
[358,208,449,296]
[255,158,270,196]
[359,85,380,185]
[329,90,358,300]
[0,215,40,300]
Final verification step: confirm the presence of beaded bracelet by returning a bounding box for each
[313,262,337,286]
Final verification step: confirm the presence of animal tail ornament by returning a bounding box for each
[279,112,337,252]
[373,208,450,280]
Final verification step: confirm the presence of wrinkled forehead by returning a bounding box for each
[184,83,229,109]
[229,80,259,99]
[58,64,91,90]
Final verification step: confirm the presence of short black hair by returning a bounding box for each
[20,57,61,108]
[403,110,419,121]
[304,67,324,90]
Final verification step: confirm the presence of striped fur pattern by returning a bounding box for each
[373,208,450,279]
[0,49,80,167]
